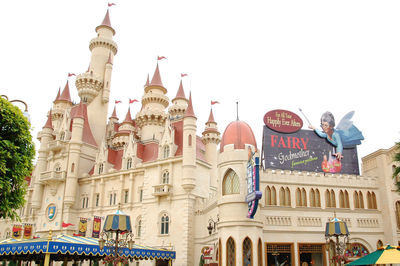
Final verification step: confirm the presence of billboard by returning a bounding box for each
[262,110,363,175]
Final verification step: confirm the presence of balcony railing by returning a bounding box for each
[47,140,66,151]
[40,170,66,183]
[152,184,172,197]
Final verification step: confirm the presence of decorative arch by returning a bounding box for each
[242,237,253,266]
[310,189,315,207]
[285,187,291,206]
[163,145,170,159]
[344,190,349,208]
[359,191,364,208]
[159,212,170,235]
[325,189,331,208]
[345,242,370,259]
[339,190,345,208]
[315,189,321,207]
[136,216,142,237]
[162,170,170,184]
[226,237,236,266]
[223,169,240,195]
[354,191,360,208]
[330,189,336,208]
[301,188,307,207]
[271,186,277,205]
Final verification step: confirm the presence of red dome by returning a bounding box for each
[220,120,257,152]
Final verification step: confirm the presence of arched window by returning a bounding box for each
[377,240,383,248]
[330,190,336,208]
[162,171,169,184]
[266,186,271,205]
[345,190,350,208]
[163,145,170,159]
[226,237,236,266]
[60,131,65,141]
[372,192,377,209]
[271,186,277,206]
[279,187,285,206]
[160,213,169,235]
[339,190,345,208]
[315,189,321,207]
[188,135,192,146]
[54,164,61,172]
[325,189,331,208]
[223,170,240,195]
[285,187,291,206]
[359,191,364,208]
[136,218,142,237]
[98,163,104,175]
[71,163,75,173]
[242,237,253,266]
[296,188,301,207]
[354,191,360,208]
[310,189,315,207]
[301,188,307,207]
[396,201,400,230]
[126,158,132,169]
[257,238,262,266]
[367,192,372,209]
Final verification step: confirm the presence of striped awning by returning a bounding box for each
[325,217,349,237]
[0,234,175,261]
[103,210,132,232]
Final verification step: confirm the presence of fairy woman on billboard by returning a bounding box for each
[308,111,364,160]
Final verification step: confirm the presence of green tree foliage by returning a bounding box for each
[0,97,35,220]
[393,142,400,191]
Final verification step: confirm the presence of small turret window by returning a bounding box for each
[54,164,61,172]
[163,146,170,159]
[188,135,192,146]
[98,163,104,174]
[162,171,169,184]
[127,158,132,169]
[160,213,170,235]
[223,169,240,195]
[60,131,65,141]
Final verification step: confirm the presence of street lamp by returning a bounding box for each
[207,215,219,235]
[325,216,350,265]
[0,95,30,122]
[99,209,135,264]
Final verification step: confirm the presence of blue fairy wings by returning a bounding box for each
[336,111,355,131]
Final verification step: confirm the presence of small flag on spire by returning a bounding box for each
[181,73,188,77]
[108,3,116,7]
[211,100,220,105]
[157,56,167,61]
[115,100,122,104]
[129,99,138,104]
[68,73,76,77]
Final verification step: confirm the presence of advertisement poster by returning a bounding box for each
[23,224,32,239]
[78,218,87,237]
[262,110,362,175]
[92,216,101,238]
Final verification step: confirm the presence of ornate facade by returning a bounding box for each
[1,9,399,266]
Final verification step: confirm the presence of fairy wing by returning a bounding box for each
[336,111,354,130]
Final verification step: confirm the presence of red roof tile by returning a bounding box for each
[57,81,72,103]
[150,63,164,87]
[54,88,61,102]
[196,136,206,161]
[43,110,53,129]
[70,103,97,147]
[173,80,186,101]
[123,108,134,124]
[206,109,215,124]
[107,148,123,170]
[137,142,158,163]
[220,120,257,152]
[144,74,150,87]
[172,120,183,156]
[184,92,196,118]
[110,106,118,119]
[96,9,115,35]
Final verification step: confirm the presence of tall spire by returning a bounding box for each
[150,63,163,87]
[43,110,53,129]
[110,105,118,119]
[58,81,72,103]
[144,74,150,87]
[184,92,196,118]
[206,109,216,124]
[96,9,115,35]
[173,80,186,101]
[123,108,134,124]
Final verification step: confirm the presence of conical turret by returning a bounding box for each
[169,80,188,120]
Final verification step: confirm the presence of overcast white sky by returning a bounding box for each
[1,0,399,166]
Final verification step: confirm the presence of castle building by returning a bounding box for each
[1,9,400,266]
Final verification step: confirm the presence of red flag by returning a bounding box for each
[62,222,74,228]
[108,3,116,7]
[181,73,188,77]
[211,101,220,105]
[115,100,122,104]
[120,231,126,235]
[73,233,80,236]
[68,73,76,77]
[33,236,39,239]
[129,99,138,104]
[157,56,167,60]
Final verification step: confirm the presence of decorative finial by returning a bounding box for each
[236,102,239,121]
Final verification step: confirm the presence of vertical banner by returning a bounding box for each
[12,225,23,239]
[23,224,32,239]
[92,216,101,238]
[78,218,88,236]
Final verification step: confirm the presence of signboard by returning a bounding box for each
[264,109,303,133]
[246,147,262,218]
[46,204,57,221]
[263,126,360,175]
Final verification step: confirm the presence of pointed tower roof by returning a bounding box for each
[122,108,134,124]
[206,109,216,124]
[96,9,115,35]
[110,105,118,119]
[54,87,61,102]
[58,81,72,103]
[74,102,85,119]
[184,92,196,119]
[150,63,164,87]
[43,110,53,129]
[144,74,150,87]
[173,80,187,101]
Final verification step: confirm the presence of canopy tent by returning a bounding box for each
[0,233,175,265]
[346,245,400,265]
